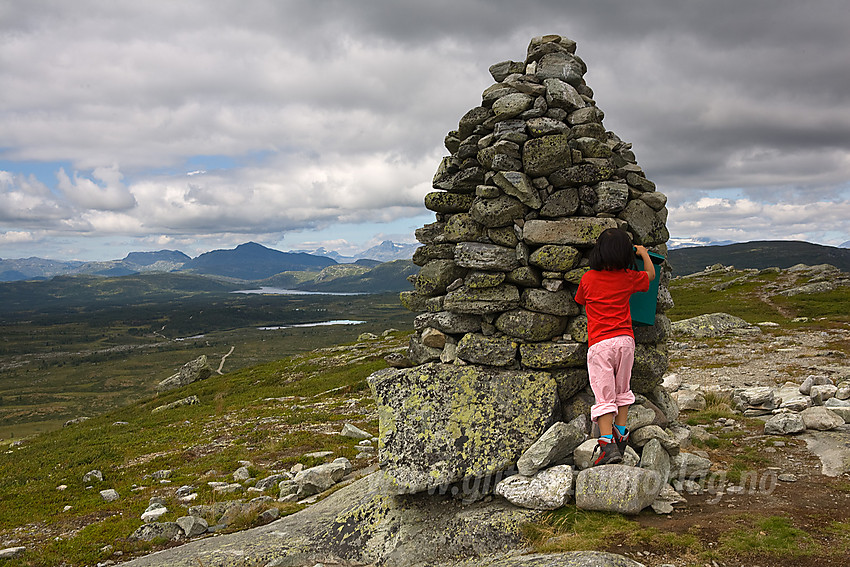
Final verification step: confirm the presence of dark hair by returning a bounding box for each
[588,228,637,271]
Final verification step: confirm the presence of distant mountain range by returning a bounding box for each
[289,240,419,263]
[667,237,738,249]
[668,240,850,276]
[0,240,418,282]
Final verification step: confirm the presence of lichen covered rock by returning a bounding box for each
[368,363,559,494]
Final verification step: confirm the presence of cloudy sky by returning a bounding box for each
[2,0,849,261]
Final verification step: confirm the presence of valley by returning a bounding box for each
[0,272,413,440]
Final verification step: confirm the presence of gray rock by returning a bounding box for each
[470,195,526,228]
[129,521,183,542]
[764,413,806,435]
[368,363,558,494]
[625,404,657,431]
[594,182,629,214]
[456,333,518,366]
[519,341,586,369]
[810,384,838,400]
[529,245,581,272]
[254,473,290,492]
[142,503,168,523]
[294,460,350,498]
[157,355,213,393]
[477,552,646,567]
[414,311,482,334]
[543,78,586,111]
[100,489,119,502]
[120,472,545,567]
[669,452,712,480]
[415,259,466,297]
[455,242,520,272]
[233,466,251,482]
[495,465,575,510]
[340,423,373,440]
[639,438,671,483]
[780,395,812,412]
[83,469,103,483]
[522,218,619,246]
[630,425,679,452]
[444,284,521,315]
[673,389,706,411]
[646,385,680,423]
[177,515,208,537]
[493,93,535,120]
[575,465,663,515]
[517,418,587,476]
[835,381,850,400]
[540,188,580,218]
[801,407,845,430]
[522,134,573,178]
[618,199,669,246]
[672,312,756,338]
[493,170,542,208]
[799,375,834,395]
[152,395,200,413]
[495,309,567,341]
[631,344,668,394]
[733,387,776,413]
[0,547,26,559]
[826,406,850,423]
[521,288,580,317]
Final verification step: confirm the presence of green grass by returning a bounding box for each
[0,333,400,566]
[715,515,818,559]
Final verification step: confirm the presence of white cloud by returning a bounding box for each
[57,165,136,211]
[2,1,850,259]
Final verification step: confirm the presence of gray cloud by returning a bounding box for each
[1,0,849,259]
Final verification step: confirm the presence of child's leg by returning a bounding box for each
[612,336,637,421]
[587,340,618,434]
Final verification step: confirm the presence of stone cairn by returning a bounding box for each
[371,34,698,515]
[399,33,671,386]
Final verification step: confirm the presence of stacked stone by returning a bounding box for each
[400,34,673,410]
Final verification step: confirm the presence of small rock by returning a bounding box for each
[516,418,587,476]
[83,469,103,483]
[141,503,168,523]
[764,413,806,435]
[661,373,682,392]
[233,466,251,482]
[778,473,798,482]
[258,507,281,524]
[0,547,26,559]
[495,465,575,510]
[673,390,706,411]
[128,522,183,542]
[100,489,119,502]
[339,423,373,440]
[176,515,208,537]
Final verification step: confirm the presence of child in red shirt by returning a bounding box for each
[575,228,656,466]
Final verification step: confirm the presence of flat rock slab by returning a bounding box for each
[368,363,558,494]
[119,472,543,567]
[801,426,850,476]
[464,551,646,566]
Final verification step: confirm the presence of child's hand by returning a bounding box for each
[634,245,649,256]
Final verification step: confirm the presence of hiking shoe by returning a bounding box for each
[591,439,623,466]
[614,427,630,456]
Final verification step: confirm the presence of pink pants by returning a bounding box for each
[587,335,636,422]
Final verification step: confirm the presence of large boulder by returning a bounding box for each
[476,552,646,567]
[801,407,845,431]
[157,355,213,392]
[671,313,756,338]
[575,465,663,515]
[368,363,559,494]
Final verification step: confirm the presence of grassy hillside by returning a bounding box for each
[668,241,850,276]
[0,333,405,566]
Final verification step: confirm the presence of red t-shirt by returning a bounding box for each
[574,269,650,347]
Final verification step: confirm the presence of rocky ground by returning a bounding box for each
[622,322,850,566]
